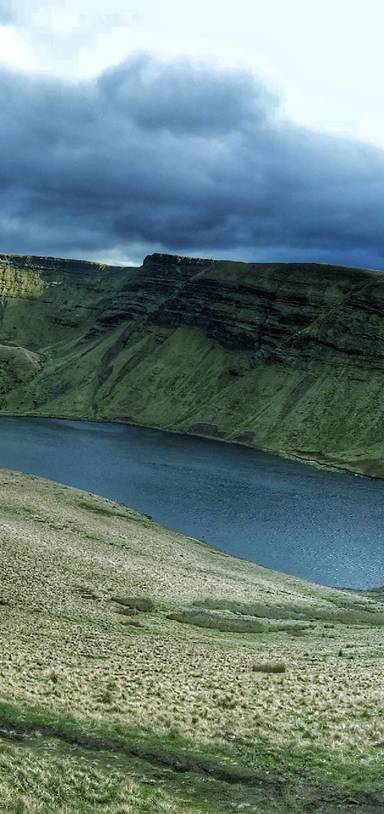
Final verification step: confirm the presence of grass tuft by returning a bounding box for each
[252,662,286,674]
[111,596,155,613]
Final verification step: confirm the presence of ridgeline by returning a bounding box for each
[0,252,383,476]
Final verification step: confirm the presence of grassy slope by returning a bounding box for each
[1,470,384,812]
[1,253,384,476]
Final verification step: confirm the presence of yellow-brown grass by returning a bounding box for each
[0,469,383,812]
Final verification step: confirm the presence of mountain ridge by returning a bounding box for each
[1,251,384,476]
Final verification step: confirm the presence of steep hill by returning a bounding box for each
[1,470,384,812]
[1,251,384,475]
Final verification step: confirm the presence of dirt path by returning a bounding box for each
[1,715,383,813]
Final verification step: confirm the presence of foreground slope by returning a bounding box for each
[0,470,384,812]
[1,253,384,475]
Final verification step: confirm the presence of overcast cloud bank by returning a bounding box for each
[1,53,383,267]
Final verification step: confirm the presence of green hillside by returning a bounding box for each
[1,252,384,475]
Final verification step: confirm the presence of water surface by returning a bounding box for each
[0,416,383,588]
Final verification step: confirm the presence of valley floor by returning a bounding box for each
[0,470,383,812]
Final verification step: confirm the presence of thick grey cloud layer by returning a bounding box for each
[1,53,384,267]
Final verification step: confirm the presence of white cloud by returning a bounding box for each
[0,24,37,71]
[1,0,384,146]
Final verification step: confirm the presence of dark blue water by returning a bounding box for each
[0,416,383,588]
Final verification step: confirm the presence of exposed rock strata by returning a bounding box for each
[0,251,384,476]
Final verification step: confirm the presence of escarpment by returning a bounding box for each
[0,250,384,476]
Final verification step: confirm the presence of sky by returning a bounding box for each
[0,0,384,267]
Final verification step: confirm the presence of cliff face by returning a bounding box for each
[1,251,384,476]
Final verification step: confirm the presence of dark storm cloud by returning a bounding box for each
[1,53,384,267]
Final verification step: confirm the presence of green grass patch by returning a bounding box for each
[252,662,286,674]
[167,608,265,633]
[111,596,155,613]
[194,597,384,626]
[0,697,383,812]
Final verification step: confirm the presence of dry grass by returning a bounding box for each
[0,469,384,811]
[0,743,192,814]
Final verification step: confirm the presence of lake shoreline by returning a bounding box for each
[0,413,382,589]
[0,409,372,482]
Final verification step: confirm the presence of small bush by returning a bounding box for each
[111,596,154,613]
[287,627,309,637]
[115,607,138,617]
[119,617,143,627]
[73,585,98,600]
[252,662,286,674]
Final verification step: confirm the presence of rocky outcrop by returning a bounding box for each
[145,256,384,365]
[1,251,384,476]
[0,345,40,381]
